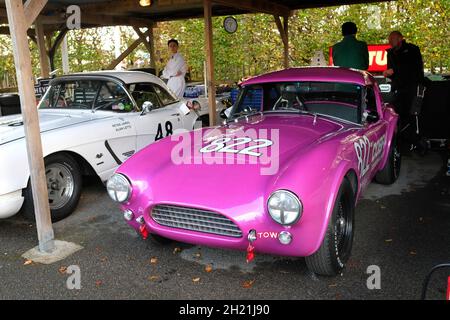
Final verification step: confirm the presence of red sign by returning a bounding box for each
[329,44,391,72]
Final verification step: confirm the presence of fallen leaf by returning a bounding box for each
[148,275,159,281]
[194,252,201,259]
[242,280,255,289]
[205,265,213,273]
[150,257,158,264]
[328,283,338,287]
[100,257,108,262]
[410,251,417,255]
[173,247,182,254]
[192,277,201,283]
[23,259,33,266]
[58,266,67,274]
[385,239,393,243]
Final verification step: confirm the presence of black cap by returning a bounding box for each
[342,22,357,36]
[167,39,179,46]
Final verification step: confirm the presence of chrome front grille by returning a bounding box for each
[151,204,242,238]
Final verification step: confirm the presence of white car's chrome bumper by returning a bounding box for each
[0,190,23,218]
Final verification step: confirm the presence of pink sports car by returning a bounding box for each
[107,67,400,276]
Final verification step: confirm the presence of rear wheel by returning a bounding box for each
[375,135,401,184]
[305,178,355,276]
[22,153,82,222]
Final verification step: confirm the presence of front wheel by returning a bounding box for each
[305,178,355,276]
[375,135,401,185]
[22,153,82,222]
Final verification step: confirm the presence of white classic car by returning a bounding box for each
[0,71,212,221]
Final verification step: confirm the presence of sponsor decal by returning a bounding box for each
[354,134,386,177]
[112,120,131,132]
[170,128,280,176]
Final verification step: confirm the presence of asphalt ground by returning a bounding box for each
[0,151,449,300]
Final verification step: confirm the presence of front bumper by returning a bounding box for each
[121,203,314,257]
[0,190,24,218]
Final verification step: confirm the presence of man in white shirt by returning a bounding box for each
[162,39,187,98]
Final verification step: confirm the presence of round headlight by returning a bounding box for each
[107,173,132,203]
[267,190,302,225]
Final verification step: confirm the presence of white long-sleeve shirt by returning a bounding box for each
[162,52,187,98]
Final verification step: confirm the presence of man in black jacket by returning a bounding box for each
[384,31,425,150]
[384,31,424,117]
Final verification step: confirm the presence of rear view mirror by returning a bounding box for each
[141,101,153,115]
[220,107,232,119]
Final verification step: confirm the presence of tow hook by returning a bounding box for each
[136,216,148,240]
[246,229,257,263]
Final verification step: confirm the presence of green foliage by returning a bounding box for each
[0,1,448,87]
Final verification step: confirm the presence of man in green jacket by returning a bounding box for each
[332,22,369,70]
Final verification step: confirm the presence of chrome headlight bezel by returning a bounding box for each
[106,173,132,203]
[267,190,303,226]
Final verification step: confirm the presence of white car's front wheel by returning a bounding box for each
[22,153,82,222]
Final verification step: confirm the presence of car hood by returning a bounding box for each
[119,113,347,208]
[0,110,112,145]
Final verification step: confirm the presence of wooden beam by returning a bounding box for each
[274,15,289,68]
[81,13,153,27]
[204,0,216,127]
[0,25,37,43]
[133,26,157,69]
[24,0,48,28]
[5,0,54,253]
[107,31,150,70]
[48,28,68,71]
[212,0,290,17]
[35,19,50,78]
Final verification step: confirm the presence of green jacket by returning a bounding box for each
[332,35,369,70]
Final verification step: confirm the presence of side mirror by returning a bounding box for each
[364,110,379,123]
[220,107,232,119]
[141,101,153,115]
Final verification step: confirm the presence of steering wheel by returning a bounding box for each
[56,96,67,108]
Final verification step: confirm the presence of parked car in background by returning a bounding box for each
[108,67,401,276]
[0,71,206,222]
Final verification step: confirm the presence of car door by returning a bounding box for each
[95,80,138,164]
[355,85,388,189]
[131,83,184,150]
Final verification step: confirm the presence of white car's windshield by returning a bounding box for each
[39,79,135,112]
[231,81,364,123]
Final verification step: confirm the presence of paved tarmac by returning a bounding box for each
[1,151,449,300]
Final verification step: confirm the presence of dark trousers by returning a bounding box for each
[392,86,421,147]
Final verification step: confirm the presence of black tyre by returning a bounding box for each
[305,178,355,276]
[375,135,401,185]
[22,153,82,222]
[149,233,173,245]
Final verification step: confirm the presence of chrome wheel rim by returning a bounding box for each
[46,163,74,210]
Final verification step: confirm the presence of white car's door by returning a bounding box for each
[130,83,185,150]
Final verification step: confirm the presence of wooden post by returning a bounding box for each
[34,19,50,78]
[283,15,289,68]
[148,25,156,70]
[274,15,289,69]
[61,34,69,74]
[203,0,216,126]
[5,0,54,253]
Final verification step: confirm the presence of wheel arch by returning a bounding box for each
[44,150,97,177]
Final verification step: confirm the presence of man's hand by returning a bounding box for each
[175,70,183,77]
[383,68,394,77]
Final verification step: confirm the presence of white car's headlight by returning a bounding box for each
[267,190,302,225]
[107,173,132,203]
